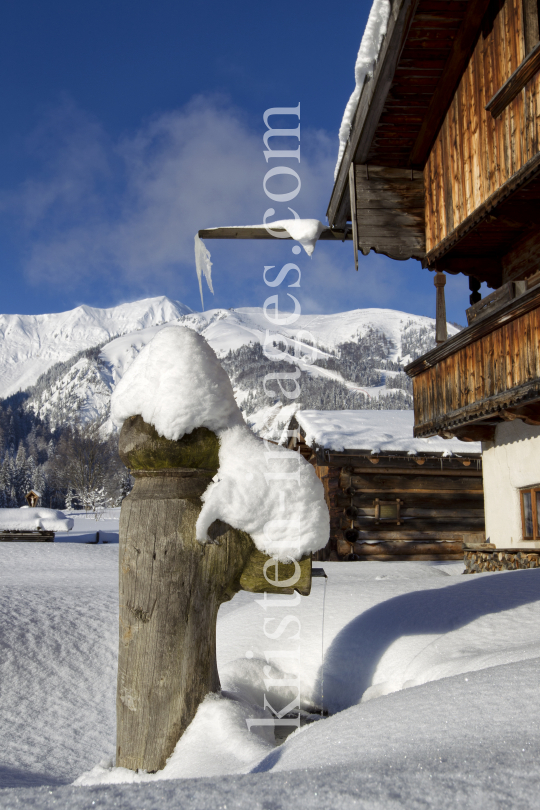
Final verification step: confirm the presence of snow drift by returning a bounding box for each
[0,507,73,532]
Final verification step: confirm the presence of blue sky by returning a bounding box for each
[0,0,476,323]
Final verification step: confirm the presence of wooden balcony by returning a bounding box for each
[405,282,540,441]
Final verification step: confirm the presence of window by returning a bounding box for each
[374,498,402,525]
[520,488,540,539]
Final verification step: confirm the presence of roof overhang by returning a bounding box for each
[328,0,492,230]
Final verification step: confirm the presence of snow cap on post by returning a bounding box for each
[111,325,244,441]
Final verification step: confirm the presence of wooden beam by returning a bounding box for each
[434,256,502,280]
[485,41,540,119]
[442,425,497,442]
[523,0,540,55]
[409,0,493,167]
[503,403,540,426]
[327,0,419,229]
[349,164,359,271]
[197,227,352,241]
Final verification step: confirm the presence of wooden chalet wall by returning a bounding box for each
[354,165,425,260]
[425,0,540,253]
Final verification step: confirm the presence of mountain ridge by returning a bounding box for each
[0,296,458,440]
[0,296,193,397]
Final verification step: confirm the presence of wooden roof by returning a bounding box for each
[328,0,492,230]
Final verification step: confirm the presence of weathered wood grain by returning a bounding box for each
[486,41,540,118]
[406,284,540,436]
[240,548,311,596]
[354,164,425,259]
[424,0,540,254]
[117,470,254,773]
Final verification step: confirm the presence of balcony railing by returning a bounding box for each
[405,283,540,441]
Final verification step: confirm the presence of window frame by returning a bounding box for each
[520,487,540,540]
[374,498,402,525]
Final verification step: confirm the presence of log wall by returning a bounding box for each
[424,0,540,252]
[316,454,484,561]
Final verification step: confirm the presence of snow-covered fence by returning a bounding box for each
[111,327,328,773]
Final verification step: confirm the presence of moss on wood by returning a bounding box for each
[240,548,312,596]
[119,415,220,471]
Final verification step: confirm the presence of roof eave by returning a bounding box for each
[327,0,419,230]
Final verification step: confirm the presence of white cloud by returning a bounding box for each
[1,97,470,323]
[6,96,335,304]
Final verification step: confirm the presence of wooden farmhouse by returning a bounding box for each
[288,409,484,561]
[196,0,540,570]
[325,0,540,571]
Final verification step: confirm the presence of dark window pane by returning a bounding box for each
[523,491,533,537]
[380,503,398,520]
[536,491,540,538]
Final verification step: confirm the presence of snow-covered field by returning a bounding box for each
[1,539,540,808]
[54,508,120,544]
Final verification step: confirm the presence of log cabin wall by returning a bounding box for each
[318,454,484,561]
[424,0,540,253]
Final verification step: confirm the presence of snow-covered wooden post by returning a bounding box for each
[116,417,254,772]
[111,327,328,773]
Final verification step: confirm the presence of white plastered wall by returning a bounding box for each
[482,420,540,548]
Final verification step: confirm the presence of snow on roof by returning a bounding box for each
[110,325,244,441]
[295,410,482,456]
[335,0,391,180]
[0,508,73,532]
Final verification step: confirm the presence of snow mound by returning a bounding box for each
[196,425,329,561]
[0,507,73,532]
[110,325,244,441]
[75,693,273,785]
[335,0,391,179]
[296,409,482,456]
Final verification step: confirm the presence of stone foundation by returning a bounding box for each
[464,549,540,573]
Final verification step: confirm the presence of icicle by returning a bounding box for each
[194,235,214,311]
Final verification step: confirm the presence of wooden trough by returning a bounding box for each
[0,531,54,542]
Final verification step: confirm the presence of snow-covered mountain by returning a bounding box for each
[0,296,459,440]
[0,296,192,398]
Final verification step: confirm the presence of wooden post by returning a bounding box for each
[469,275,481,306]
[116,415,312,772]
[116,416,254,772]
[434,271,448,344]
[349,164,359,271]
